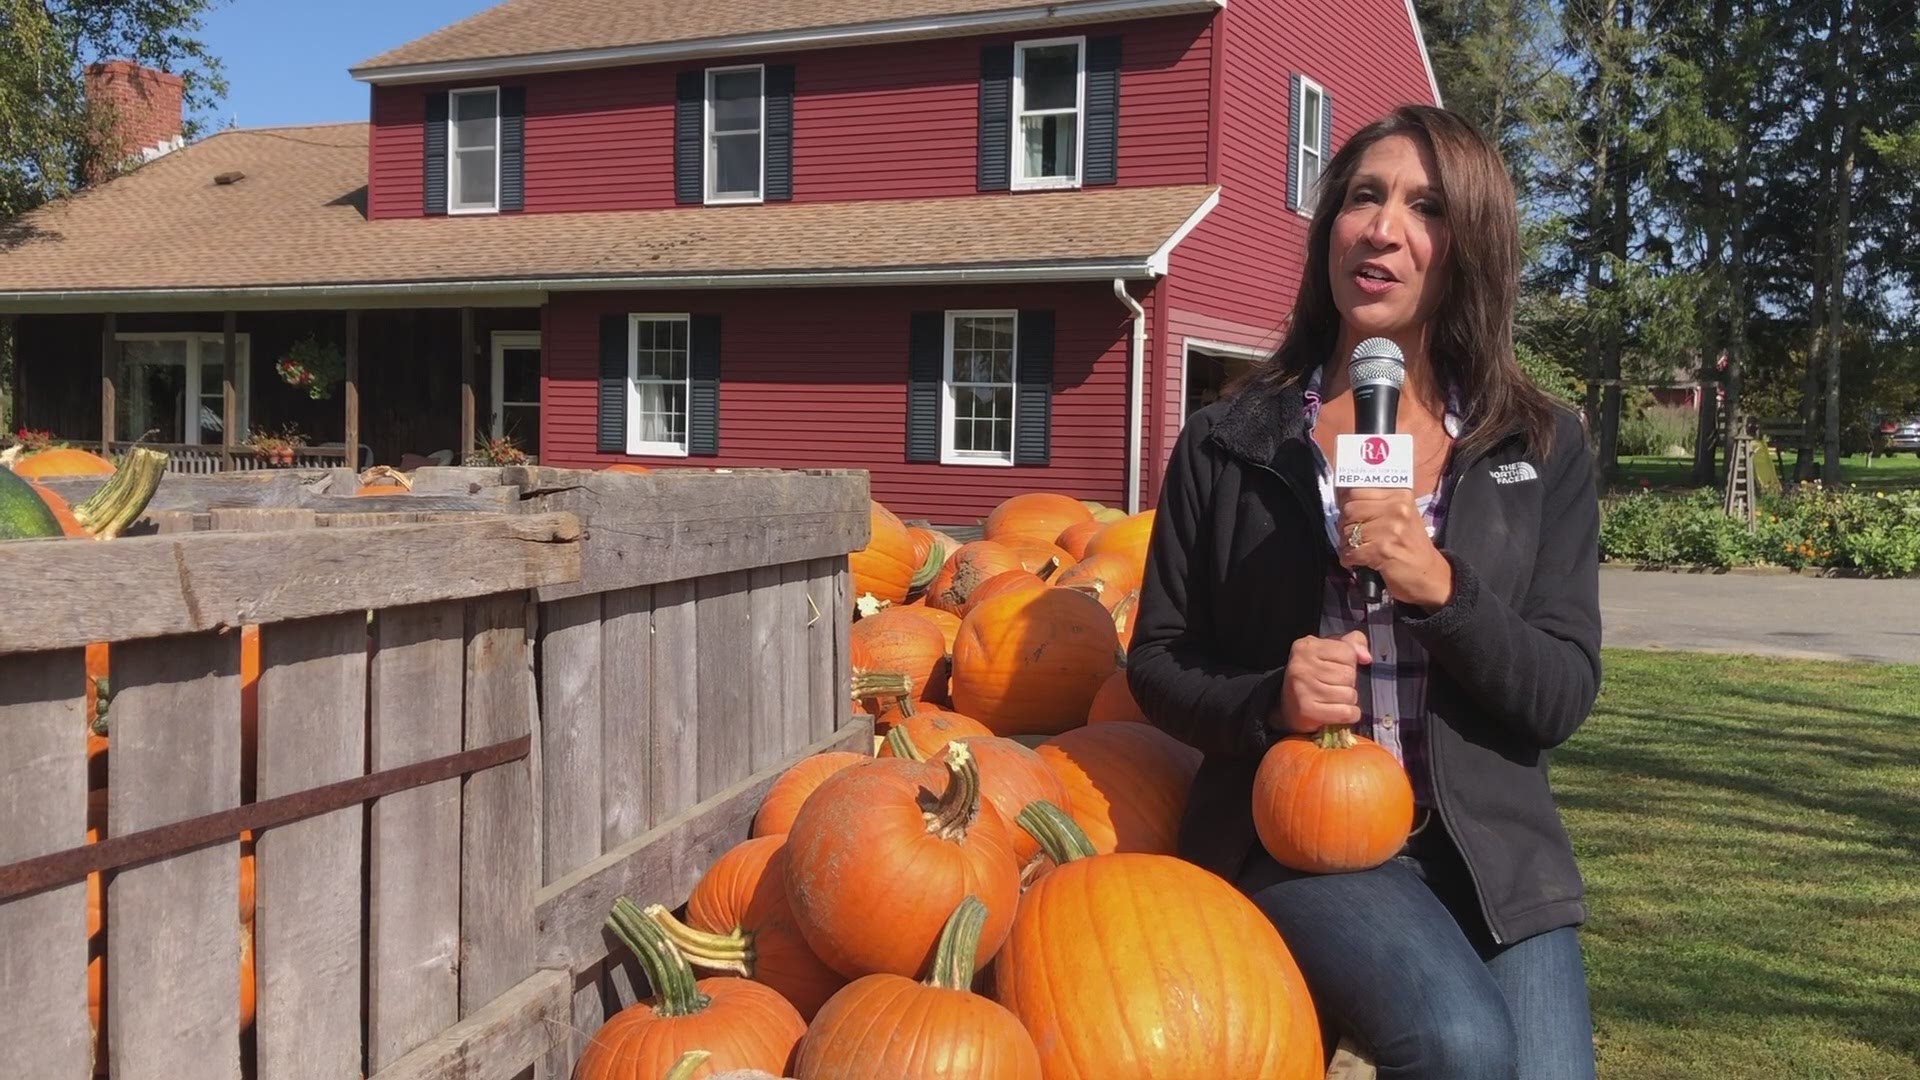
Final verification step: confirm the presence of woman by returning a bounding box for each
[1127,105,1602,1079]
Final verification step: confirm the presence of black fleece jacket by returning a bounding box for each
[1127,378,1603,945]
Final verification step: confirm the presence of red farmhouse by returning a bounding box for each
[0,0,1440,521]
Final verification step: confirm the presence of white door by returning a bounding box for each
[490,331,541,452]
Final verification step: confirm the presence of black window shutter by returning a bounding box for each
[688,314,721,456]
[598,314,627,453]
[1320,88,1333,184]
[905,312,943,463]
[978,46,1013,192]
[1085,37,1122,186]
[1287,74,1304,212]
[675,71,704,205]
[500,86,526,211]
[423,92,449,215]
[1014,310,1054,466]
[766,65,795,201]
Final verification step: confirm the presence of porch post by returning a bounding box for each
[222,310,237,470]
[2,314,17,433]
[344,310,360,471]
[100,313,117,452]
[459,307,475,459]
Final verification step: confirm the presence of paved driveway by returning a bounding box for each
[1600,567,1920,664]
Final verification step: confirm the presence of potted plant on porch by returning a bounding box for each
[247,424,308,467]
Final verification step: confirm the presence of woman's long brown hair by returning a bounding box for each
[1242,104,1557,458]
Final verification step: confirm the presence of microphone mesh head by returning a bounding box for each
[1349,337,1406,388]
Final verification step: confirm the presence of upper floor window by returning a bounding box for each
[1013,38,1084,190]
[449,87,500,214]
[706,65,765,204]
[1296,76,1327,210]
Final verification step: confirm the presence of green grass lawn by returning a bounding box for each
[1615,452,1920,492]
[1558,649,1920,1078]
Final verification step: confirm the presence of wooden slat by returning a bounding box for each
[369,968,570,1080]
[648,579,699,824]
[209,507,317,531]
[538,594,603,885]
[807,558,837,742]
[569,966,605,1074]
[747,565,785,773]
[778,561,813,755]
[833,561,853,736]
[461,595,537,1015]
[535,718,873,972]
[4,513,581,654]
[367,603,465,1072]
[0,650,90,1076]
[107,631,242,1080]
[36,470,356,513]
[254,613,369,1079]
[519,471,870,600]
[599,586,652,848]
[695,572,752,799]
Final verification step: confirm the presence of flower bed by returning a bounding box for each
[1599,487,1920,577]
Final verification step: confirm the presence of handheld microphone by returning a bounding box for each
[1336,338,1409,605]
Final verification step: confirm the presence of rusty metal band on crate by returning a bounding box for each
[0,734,531,903]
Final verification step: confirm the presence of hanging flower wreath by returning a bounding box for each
[275,335,345,400]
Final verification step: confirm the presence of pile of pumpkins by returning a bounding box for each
[573,491,1417,1078]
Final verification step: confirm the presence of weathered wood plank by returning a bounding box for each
[535,718,873,972]
[648,579,699,824]
[37,470,350,512]
[747,565,785,774]
[780,561,813,756]
[254,613,368,1079]
[462,595,538,1015]
[3,513,581,654]
[807,558,837,743]
[0,651,91,1076]
[539,594,603,885]
[368,968,570,1080]
[107,632,242,1080]
[833,561,853,734]
[367,603,465,1072]
[695,572,752,799]
[521,471,870,600]
[599,586,652,848]
[209,507,318,531]
[569,967,605,1073]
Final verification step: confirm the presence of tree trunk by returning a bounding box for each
[1723,0,1754,459]
[1798,0,1844,483]
[1596,0,1632,485]
[1821,0,1860,485]
[1692,0,1730,488]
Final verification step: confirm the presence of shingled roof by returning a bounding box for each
[0,124,1217,309]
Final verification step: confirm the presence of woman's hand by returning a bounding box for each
[1336,488,1455,610]
[1274,630,1372,733]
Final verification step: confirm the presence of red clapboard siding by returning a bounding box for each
[365,15,1211,218]
[539,283,1145,523]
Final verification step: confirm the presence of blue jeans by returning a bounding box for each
[1238,821,1597,1080]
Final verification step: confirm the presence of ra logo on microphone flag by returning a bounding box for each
[1335,433,1415,489]
[1363,436,1390,466]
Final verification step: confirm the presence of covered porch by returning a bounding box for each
[6,303,542,472]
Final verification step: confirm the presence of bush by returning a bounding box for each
[1600,487,1920,577]
[1617,403,1699,457]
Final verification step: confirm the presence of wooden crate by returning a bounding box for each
[0,466,872,1078]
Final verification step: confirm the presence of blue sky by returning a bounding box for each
[198,0,494,127]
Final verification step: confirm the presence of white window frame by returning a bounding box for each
[1179,338,1266,427]
[1295,75,1327,218]
[115,331,251,446]
[941,310,1019,467]
[704,64,766,205]
[626,313,693,457]
[448,85,502,216]
[490,330,541,442]
[1011,36,1086,191]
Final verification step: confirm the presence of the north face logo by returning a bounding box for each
[1491,462,1539,485]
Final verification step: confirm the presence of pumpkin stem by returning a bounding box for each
[910,539,947,590]
[885,726,926,761]
[926,896,988,991]
[664,1051,712,1080]
[72,447,167,539]
[922,741,983,840]
[851,671,912,700]
[1017,801,1098,864]
[641,903,754,976]
[606,897,711,1018]
[1036,556,1062,582]
[893,693,919,719]
[1314,725,1358,751]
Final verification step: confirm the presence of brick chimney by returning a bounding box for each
[83,60,186,183]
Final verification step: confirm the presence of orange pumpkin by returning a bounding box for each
[1111,590,1141,651]
[950,588,1121,738]
[914,607,963,654]
[12,447,116,478]
[1054,520,1104,561]
[1050,552,1141,610]
[849,607,949,707]
[965,568,1050,610]
[998,536,1076,580]
[1036,722,1200,855]
[995,803,1323,1080]
[785,744,1019,980]
[576,899,806,1078]
[752,752,869,839]
[605,463,653,475]
[848,501,918,607]
[873,701,992,760]
[1084,510,1156,575]
[963,736,1072,867]
[926,541,1027,617]
[645,836,846,1020]
[1252,726,1415,873]
[795,897,1042,1080]
[1086,670,1149,726]
[30,481,90,536]
[983,493,1094,547]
